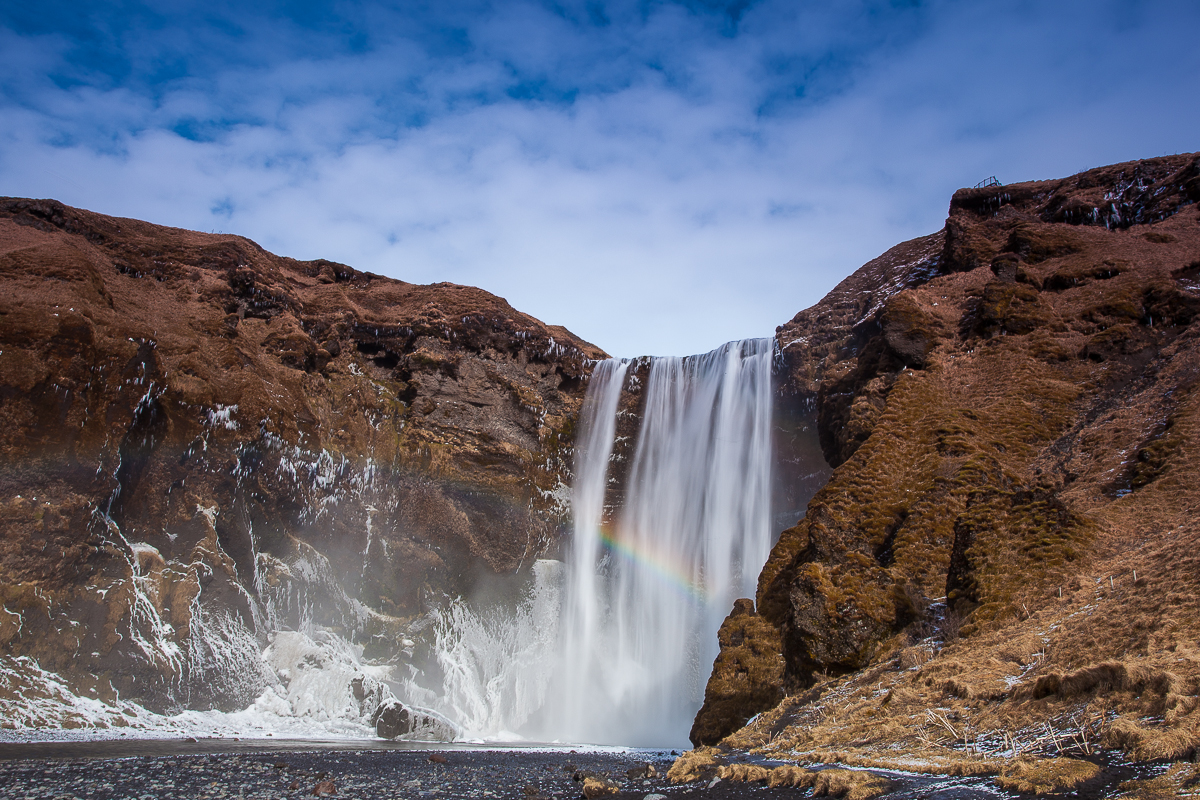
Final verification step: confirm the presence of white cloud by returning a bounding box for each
[2,0,1198,356]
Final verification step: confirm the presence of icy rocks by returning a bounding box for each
[372,700,457,741]
[260,630,394,729]
[373,699,412,739]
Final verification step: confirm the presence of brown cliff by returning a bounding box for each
[693,153,1200,769]
[0,198,604,714]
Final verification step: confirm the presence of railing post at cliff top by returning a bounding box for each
[974,176,1002,189]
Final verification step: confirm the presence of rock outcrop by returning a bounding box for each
[693,152,1200,759]
[688,598,784,746]
[0,197,604,717]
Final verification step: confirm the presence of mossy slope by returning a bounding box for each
[693,153,1200,769]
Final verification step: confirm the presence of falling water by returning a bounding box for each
[548,338,774,746]
[409,339,774,747]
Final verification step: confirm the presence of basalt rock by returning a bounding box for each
[697,152,1200,743]
[0,197,604,716]
[371,698,456,741]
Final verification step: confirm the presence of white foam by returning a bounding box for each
[403,560,562,740]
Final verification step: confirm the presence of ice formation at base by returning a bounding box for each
[0,627,454,742]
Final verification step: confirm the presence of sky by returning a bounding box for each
[1,1,1198,358]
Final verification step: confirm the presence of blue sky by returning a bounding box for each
[2,1,1198,357]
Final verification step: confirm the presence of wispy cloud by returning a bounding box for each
[2,0,1197,356]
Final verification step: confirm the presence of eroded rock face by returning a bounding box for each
[695,152,1200,738]
[0,198,605,714]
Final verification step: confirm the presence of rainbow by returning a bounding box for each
[597,524,708,604]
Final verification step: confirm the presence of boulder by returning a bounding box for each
[373,698,413,739]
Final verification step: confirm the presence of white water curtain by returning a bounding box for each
[550,339,774,746]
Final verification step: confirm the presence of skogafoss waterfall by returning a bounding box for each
[415,338,775,746]
[553,339,774,745]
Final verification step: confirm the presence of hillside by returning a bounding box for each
[0,198,603,719]
[689,152,1200,795]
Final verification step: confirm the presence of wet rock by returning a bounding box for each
[625,763,658,780]
[373,698,412,739]
[372,703,460,743]
[312,778,337,795]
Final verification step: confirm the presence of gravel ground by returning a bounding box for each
[0,741,1016,799]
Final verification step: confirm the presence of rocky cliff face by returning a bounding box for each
[693,153,1200,763]
[0,198,603,721]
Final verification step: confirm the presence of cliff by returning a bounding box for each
[0,198,603,719]
[692,152,1200,777]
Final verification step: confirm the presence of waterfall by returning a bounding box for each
[408,338,775,747]
[547,338,775,746]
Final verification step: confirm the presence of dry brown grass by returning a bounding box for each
[995,757,1100,794]
[723,418,1200,770]
[716,763,773,782]
[765,765,811,787]
[666,747,720,784]
[1106,714,1200,761]
[712,762,893,800]
[806,769,894,800]
[898,643,937,670]
[720,522,1200,772]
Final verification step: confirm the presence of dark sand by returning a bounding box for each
[0,739,1022,799]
